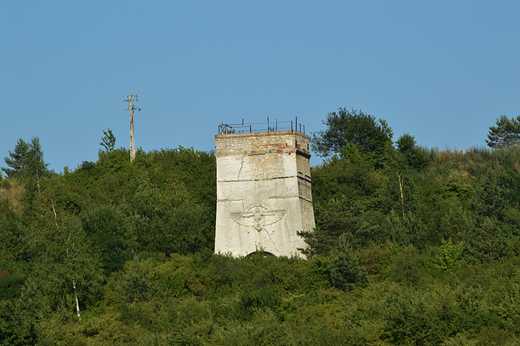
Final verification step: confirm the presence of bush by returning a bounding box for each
[236,285,282,321]
[328,240,366,290]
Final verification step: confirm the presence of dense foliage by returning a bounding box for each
[2,117,520,345]
[486,114,520,148]
[311,108,394,168]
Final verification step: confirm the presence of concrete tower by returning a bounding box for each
[214,128,315,258]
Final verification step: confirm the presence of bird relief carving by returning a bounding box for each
[230,205,286,233]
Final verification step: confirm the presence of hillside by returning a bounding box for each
[1,132,520,344]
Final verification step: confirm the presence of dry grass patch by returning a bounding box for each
[0,179,25,213]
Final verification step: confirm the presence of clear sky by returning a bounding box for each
[1,1,519,174]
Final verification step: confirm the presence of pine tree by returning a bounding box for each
[2,137,49,180]
[486,115,520,148]
[2,138,30,179]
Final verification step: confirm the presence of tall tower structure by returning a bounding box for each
[214,123,315,258]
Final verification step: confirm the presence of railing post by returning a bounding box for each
[218,120,305,135]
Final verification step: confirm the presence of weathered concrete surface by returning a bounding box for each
[214,130,315,258]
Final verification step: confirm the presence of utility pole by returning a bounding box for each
[124,95,140,162]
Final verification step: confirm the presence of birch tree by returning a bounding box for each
[31,190,104,315]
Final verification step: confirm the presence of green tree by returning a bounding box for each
[328,239,366,290]
[2,139,30,179]
[436,238,464,270]
[463,170,520,262]
[310,149,381,207]
[119,256,157,303]
[486,115,520,148]
[299,196,375,257]
[311,108,393,167]
[81,204,137,274]
[381,144,418,217]
[2,137,49,181]
[0,198,32,269]
[130,174,214,255]
[99,129,116,153]
[32,212,104,314]
[8,137,51,219]
[0,276,42,346]
[396,133,430,170]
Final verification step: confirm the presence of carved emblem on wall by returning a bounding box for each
[230,205,286,232]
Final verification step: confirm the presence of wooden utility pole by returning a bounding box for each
[124,95,140,162]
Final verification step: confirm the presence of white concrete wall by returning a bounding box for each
[214,131,315,258]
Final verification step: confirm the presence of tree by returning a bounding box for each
[2,139,30,179]
[310,148,381,206]
[81,204,137,274]
[130,177,214,255]
[396,133,430,170]
[298,196,373,257]
[32,213,104,314]
[328,239,366,290]
[0,198,31,267]
[0,277,42,345]
[379,144,423,245]
[311,108,393,167]
[462,169,520,262]
[382,144,418,216]
[2,137,49,180]
[99,129,116,153]
[486,115,520,148]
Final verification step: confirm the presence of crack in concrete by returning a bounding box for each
[261,227,276,245]
[257,155,266,179]
[237,154,246,179]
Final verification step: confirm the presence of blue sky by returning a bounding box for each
[1,1,519,173]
